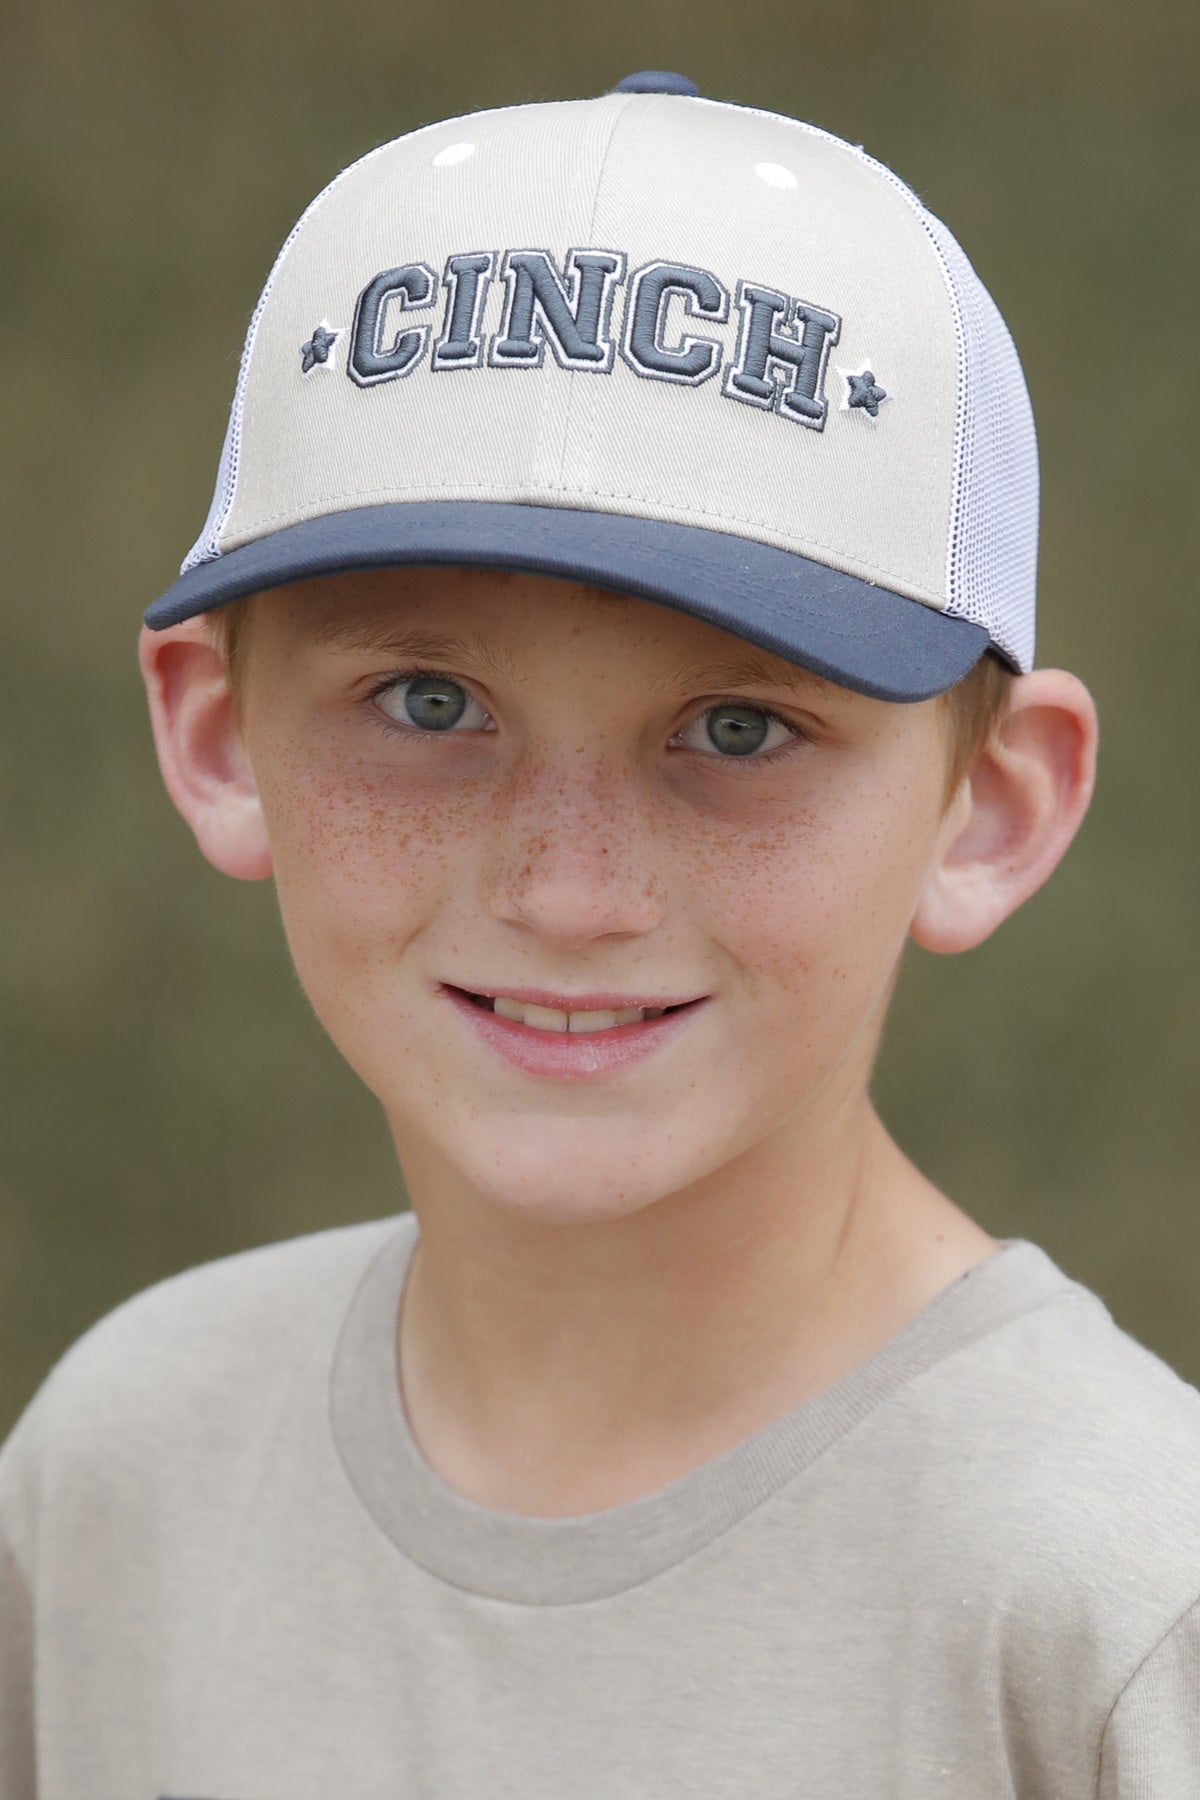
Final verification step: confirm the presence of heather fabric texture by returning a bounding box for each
[2,1212,1199,1798]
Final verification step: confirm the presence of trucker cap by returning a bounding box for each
[144,72,1038,701]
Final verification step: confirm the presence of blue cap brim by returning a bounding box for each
[144,501,989,702]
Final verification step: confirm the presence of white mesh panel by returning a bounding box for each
[699,104,1040,671]
[918,215,1038,671]
[180,128,449,573]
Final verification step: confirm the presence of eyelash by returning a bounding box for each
[364,667,807,765]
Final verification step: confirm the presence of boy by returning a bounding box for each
[2,68,1198,1797]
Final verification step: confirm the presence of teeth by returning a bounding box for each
[523,1004,570,1032]
[489,997,669,1032]
[569,1009,618,1033]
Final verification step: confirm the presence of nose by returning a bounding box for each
[480,752,668,948]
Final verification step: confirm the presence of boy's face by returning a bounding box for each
[231,567,963,1225]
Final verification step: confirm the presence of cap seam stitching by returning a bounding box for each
[550,96,646,495]
[549,94,640,492]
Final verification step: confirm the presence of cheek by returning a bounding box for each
[251,742,478,974]
[683,771,941,1005]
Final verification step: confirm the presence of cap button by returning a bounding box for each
[612,70,699,97]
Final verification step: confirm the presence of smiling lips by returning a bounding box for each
[441,984,708,1079]
[485,996,667,1032]
[447,984,704,1034]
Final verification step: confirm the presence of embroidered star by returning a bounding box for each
[845,368,888,418]
[300,323,339,374]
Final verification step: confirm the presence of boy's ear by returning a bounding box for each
[137,620,273,881]
[910,669,1098,955]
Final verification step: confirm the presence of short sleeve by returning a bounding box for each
[0,1397,40,1798]
[1097,1594,1200,1798]
[0,1530,36,1799]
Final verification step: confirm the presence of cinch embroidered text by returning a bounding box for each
[333,248,843,431]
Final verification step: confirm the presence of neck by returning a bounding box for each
[393,1097,995,1518]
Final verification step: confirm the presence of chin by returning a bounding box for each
[482,1140,677,1226]
[397,1107,717,1229]
[474,1183,660,1231]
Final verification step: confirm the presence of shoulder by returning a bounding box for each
[978,1265,1200,1532]
[900,1248,1200,1672]
[911,1240,1200,1485]
[26,1213,407,1405]
[0,1214,410,1551]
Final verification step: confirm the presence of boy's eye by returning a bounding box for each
[370,678,797,760]
[374,675,489,733]
[677,704,798,759]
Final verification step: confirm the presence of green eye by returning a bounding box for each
[706,705,769,755]
[679,704,796,758]
[376,675,483,732]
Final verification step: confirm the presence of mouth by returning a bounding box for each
[439,983,709,1081]
[445,986,703,1034]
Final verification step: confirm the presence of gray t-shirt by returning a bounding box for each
[3,1211,1199,1797]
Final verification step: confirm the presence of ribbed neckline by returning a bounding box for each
[329,1213,1078,1606]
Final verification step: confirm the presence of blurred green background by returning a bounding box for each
[2,0,1197,1437]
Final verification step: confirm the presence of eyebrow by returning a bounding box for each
[308,618,830,699]
[307,619,519,678]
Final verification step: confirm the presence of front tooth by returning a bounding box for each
[568,1009,619,1033]
[493,996,526,1023]
[613,1007,647,1025]
[522,1004,569,1032]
